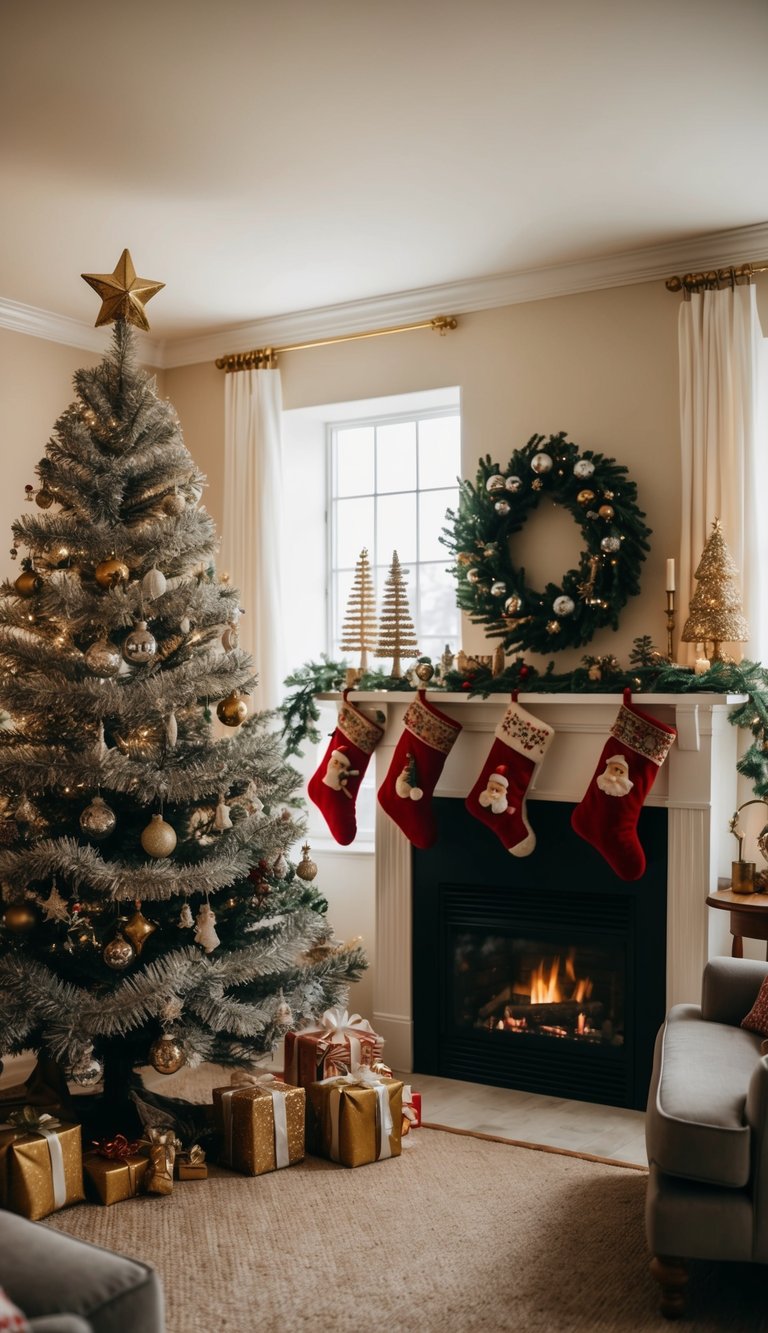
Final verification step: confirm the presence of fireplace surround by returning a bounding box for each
[333,689,747,1083]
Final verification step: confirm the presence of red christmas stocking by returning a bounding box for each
[308,692,384,846]
[571,688,676,881]
[377,691,462,849]
[465,698,555,856]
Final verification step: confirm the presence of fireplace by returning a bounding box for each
[412,799,667,1108]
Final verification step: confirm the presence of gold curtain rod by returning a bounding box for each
[666,261,768,295]
[215,315,458,371]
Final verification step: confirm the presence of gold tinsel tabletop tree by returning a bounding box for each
[375,550,419,678]
[681,517,749,662]
[339,548,378,672]
[0,252,366,1133]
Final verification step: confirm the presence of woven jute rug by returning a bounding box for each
[44,1122,768,1332]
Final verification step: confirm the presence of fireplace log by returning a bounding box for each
[489,1000,604,1026]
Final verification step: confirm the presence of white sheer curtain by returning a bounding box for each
[222,367,285,710]
[678,283,768,663]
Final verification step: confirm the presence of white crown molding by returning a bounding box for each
[2,220,767,370]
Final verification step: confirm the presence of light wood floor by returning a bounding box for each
[1,1052,648,1166]
[401,1071,648,1165]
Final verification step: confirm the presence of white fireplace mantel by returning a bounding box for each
[337,690,747,1072]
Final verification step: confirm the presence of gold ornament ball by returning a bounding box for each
[46,542,71,567]
[141,814,177,858]
[95,557,129,588]
[149,1034,186,1075]
[415,661,435,681]
[577,489,596,506]
[103,934,136,970]
[598,504,615,520]
[35,489,54,509]
[84,637,122,677]
[162,492,186,517]
[79,795,117,841]
[456,553,473,566]
[296,843,318,882]
[14,570,41,598]
[216,692,248,727]
[3,902,37,933]
[122,621,157,665]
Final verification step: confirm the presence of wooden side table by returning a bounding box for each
[706,881,768,960]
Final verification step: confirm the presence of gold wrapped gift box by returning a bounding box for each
[306,1077,403,1168]
[0,1118,84,1221]
[212,1079,305,1176]
[84,1150,150,1206]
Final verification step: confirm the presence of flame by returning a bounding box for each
[529,956,592,1005]
[577,1012,586,1035]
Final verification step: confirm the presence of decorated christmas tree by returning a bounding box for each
[0,253,365,1127]
[681,517,749,662]
[375,550,419,678]
[339,547,377,671]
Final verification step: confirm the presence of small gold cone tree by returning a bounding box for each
[681,518,749,662]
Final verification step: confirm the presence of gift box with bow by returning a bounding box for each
[284,1007,384,1088]
[0,1106,84,1220]
[175,1143,208,1180]
[84,1134,150,1206]
[306,1065,403,1168]
[212,1071,305,1176]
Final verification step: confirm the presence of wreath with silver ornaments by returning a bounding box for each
[442,432,651,654]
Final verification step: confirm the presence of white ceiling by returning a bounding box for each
[2,0,768,353]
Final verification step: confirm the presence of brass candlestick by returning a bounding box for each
[665,589,675,661]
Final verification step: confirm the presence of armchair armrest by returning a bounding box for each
[701,957,768,1026]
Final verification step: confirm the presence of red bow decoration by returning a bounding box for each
[92,1133,142,1160]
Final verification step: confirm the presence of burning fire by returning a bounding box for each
[529,954,592,1005]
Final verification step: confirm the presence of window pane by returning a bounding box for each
[376,421,417,493]
[335,426,374,496]
[418,487,458,561]
[419,415,461,489]
[334,496,375,569]
[376,492,417,565]
[333,566,355,652]
[418,561,461,639]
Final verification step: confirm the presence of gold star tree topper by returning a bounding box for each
[81,249,164,331]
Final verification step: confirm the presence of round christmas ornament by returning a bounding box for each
[216,692,248,727]
[221,624,239,651]
[141,814,177,858]
[3,901,38,933]
[162,490,186,516]
[122,905,157,954]
[84,637,122,676]
[415,660,435,681]
[141,566,167,600]
[103,934,136,970]
[46,542,71,567]
[530,452,553,474]
[69,1053,103,1087]
[486,474,506,493]
[494,499,510,516]
[35,489,54,509]
[95,557,129,588]
[295,842,318,882]
[149,1034,186,1075]
[13,570,41,598]
[122,621,157,665]
[79,795,116,841]
[444,431,650,654]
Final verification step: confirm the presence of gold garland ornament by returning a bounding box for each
[443,432,651,654]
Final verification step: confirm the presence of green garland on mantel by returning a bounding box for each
[279,643,768,800]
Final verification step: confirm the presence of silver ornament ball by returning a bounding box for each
[601,536,621,553]
[553,595,575,617]
[79,795,116,841]
[573,459,595,479]
[504,595,522,616]
[485,474,506,493]
[466,568,481,584]
[505,475,523,493]
[494,499,511,516]
[69,1056,103,1087]
[84,637,122,677]
[530,452,553,475]
[122,621,157,666]
[491,582,507,597]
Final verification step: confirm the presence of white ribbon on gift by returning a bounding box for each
[0,1113,67,1209]
[286,1007,380,1083]
[319,1065,394,1163]
[223,1070,290,1169]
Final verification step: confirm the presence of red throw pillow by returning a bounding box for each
[741,975,768,1036]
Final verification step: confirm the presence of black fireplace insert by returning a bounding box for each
[412,798,667,1109]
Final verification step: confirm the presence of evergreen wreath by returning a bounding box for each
[442,431,651,654]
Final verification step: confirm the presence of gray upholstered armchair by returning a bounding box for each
[645,955,768,1318]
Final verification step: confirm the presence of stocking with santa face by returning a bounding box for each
[464,698,555,855]
[308,692,384,845]
[571,688,676,880]
[377,691,462,849]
